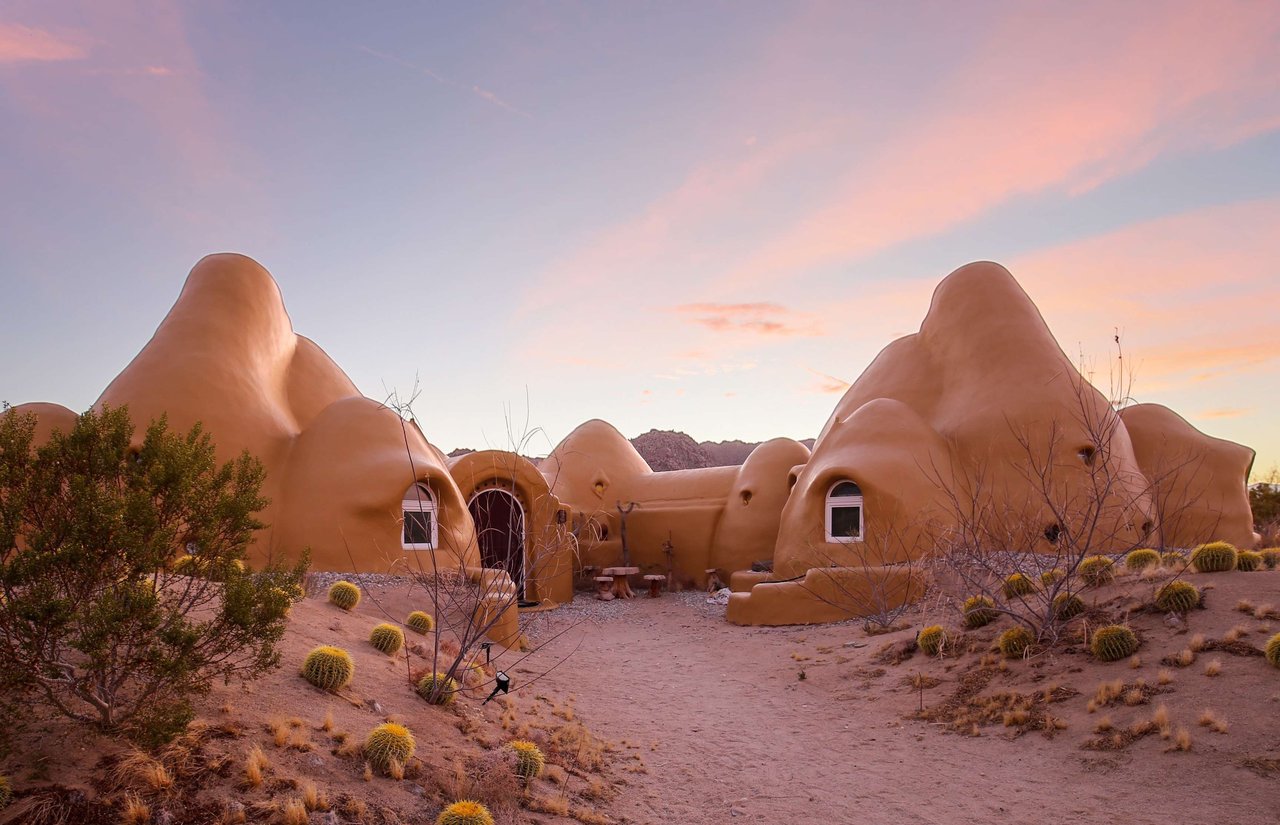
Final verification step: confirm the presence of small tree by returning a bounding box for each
[0,404,306,742]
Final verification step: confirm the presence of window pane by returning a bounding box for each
[830,505,861,538]
[831,481,861,497]
[404,510,433,545]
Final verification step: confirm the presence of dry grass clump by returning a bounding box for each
[110,749,175,794]
[1166,727,1193,752]
[437,753,523,821]
[1254,603,1280,620]
[121,794,151,825]
[281,798,309,825]
[299,780,329,812]
[1197,709,1229,733]
[1157,668,1174,685]
[244,746,268,789]
[1188,633,1207,652]
[570,809,610,825]
[268,718,290,748]
[527,795,571,816]
[1204,659,1223,677]
[1236,599,1255,613]
[547,721,611,774]
[1094,715,1113,733]
[1223,625,1250,643]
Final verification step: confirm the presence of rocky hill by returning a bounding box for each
[629,430,814,471]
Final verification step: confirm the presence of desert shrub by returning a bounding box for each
[962,595,998,629]
[1260,548,1280,569]
[1190,541,1237,573]
[1266,634,1280,669]
[1079,556,1116,587]
[417,672,460,706]
[1235,551,1263,572]
[407,611,435,634]
[997,626,1034,658]
[507,739,545,782]
[1091,625,1138,662]
[917,625,947,657]
[0,405,306,737]
[1001,573,1035,598]
[1051,592,1085,621]
[365,723,415,773]
[369,624,405,655]
[302,646,354,691]
[328,581,361,611]
[1154,581,1200,614]
[437,800,495,825]
[1124,549,1161,571]
[1161,551,1188,568]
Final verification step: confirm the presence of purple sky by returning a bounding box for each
[2,1,1278,475]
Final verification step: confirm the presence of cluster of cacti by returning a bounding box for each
[1079,556,1116,587]
[1001,573,1035,598]
[369,623,405,655]
[997,626,1034,658]
[437,800,495,825]
[1235,550,1263,572]
[962,595,998,629]
[507,739,545,782]
[1090,625,1138,662]
[1051,592,1085,621]
[0,775,10,809]
[1266,633,1280,669]
[1124,549,1161,571]
[1161,551,1188,568]
[1039,568,1064,586]
[917,625,948,657]
[1154,580,1200,614]
[364,723,416,772]
[1261,548,1280,569]
[302,645,355,691]
[171,554,203,577]
[406,610,436,634]
[1190,541,1238,573]
[417,672,460,706]
[328,581,361,610]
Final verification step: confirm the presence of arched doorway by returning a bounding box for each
[468,489,525,586]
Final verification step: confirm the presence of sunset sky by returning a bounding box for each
[2,1,1278,476]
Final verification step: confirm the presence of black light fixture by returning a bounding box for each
[482,671,511,704]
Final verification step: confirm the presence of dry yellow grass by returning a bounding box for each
[299,780,328,812]
[1255,603,1280,620]
[121,793,150,825]
[111,749,174,794]
[571,808,611,825]
[527,795,571,815]
[244,745,268,789]
[268,719,289,748]
[1236,598,1255,613]
[1204,659,1223,677]
[1094,715,1113,733]
[362,762,373,782]
[1223,625,1250,642]
[1166,727,1193,752]
[1152,704,1170,728]
[1188,633,1207,652]
[1176,649,1196,667]
[1157,668,1174,685]
[320,709,334,732]
[1197,709,1229,733]
[282,798,308,825]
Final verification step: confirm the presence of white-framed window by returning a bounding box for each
[402,483,438,550]
[825,480,864,543]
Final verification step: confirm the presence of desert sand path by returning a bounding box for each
[523,595,1277,825]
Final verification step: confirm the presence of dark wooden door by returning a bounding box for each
[469,489,524,585]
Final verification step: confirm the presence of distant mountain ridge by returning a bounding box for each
[630,429,814,471]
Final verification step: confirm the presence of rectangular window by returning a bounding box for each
[404,510,434,547]
[830,505,862,539]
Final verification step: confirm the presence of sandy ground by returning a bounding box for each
[521,572,1280,825]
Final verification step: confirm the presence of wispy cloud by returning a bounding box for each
[806,368,850,395]
[0,22,87,64]
[673,302,821,337]
[359,44,530,117]
[1198,407,1254,420]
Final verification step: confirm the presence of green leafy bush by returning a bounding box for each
[0,405,305,739]
[1091,625,1138,662]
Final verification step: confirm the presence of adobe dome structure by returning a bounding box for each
[6,255,1256,628]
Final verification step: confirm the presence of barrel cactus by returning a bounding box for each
[1039,568,1064,586]
[0,775,10,809]
[417,672,460,706]
[1079,556,1116,587]
[406,610,436,634]
[1091,625,1139,662]
[437,801,495,825]
[962,595,999,629]
[1001,573,1035,598]
[1161,551,1188,568]
[1266,633,1280,669]
[1190,541,1238,573]
[1124,549,1161,571]
[1260,548,1280,569]
[1154,580,1200,614]
[997,626,1034,659]
[917,625,948,657]
[369,623,405,655]
[507,739,545,782]
[365,723,416,773]
[328,581,361,610]
[1235,550,1263,572]
[302,645,355,691]
[1052,592,1085,621]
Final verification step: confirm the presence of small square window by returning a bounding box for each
[830,505,862,539]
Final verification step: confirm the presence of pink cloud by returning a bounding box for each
[0,23,87,64]
[1197,408,1254,420]
[672,302,822,337]
[806,369,850,395]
